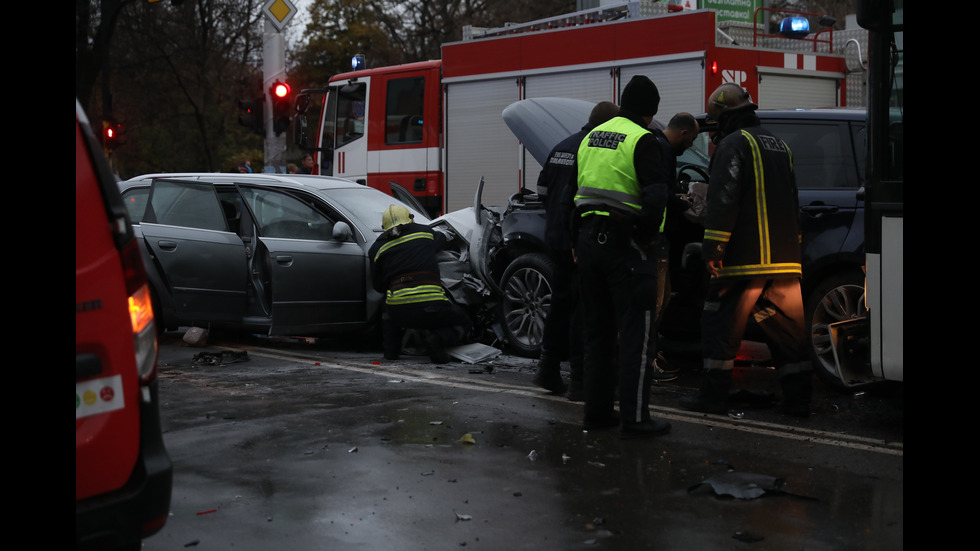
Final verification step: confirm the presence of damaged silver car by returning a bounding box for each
[116,172,548,357]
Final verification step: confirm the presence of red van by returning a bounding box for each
[75,99,172,550]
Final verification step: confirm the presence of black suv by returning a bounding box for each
[490,104,867,389]
[735,109,867,388]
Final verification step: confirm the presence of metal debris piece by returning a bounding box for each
[688,472,786,500]
[193,350,249,366]
[454,511,472,521]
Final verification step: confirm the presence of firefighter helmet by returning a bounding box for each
[382,204,413,231]
[706,83,755,122]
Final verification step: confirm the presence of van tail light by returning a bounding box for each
[130,283,158,389]
[119,229,158,398]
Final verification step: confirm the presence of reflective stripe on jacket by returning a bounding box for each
[386,284,449,306]
[703,125,802,279]
[368,222,449,306]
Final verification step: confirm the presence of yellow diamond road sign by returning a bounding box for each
[263,0,296,32]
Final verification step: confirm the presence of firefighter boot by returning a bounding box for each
[533,347,567,395]
[382,315,402,361]
[678,368,732,414]
[425,331,450,364]
[776,369,813,418]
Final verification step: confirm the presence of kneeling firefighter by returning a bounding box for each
[369,205,471,363]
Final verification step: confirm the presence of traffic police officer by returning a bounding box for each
[369,205,470,364]
[570,75,672,439]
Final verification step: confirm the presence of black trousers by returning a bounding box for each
[575,220,658,424]
[383,300,472,355]
[540,249,584,371]
[701,277,808,369]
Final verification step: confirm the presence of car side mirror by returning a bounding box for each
[332,221,353,241]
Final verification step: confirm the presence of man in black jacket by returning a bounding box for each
[679,84,813,417]
[532,101,619,401]
[369,205,471,363]
[649,112,700,382]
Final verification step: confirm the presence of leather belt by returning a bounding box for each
[389,271,441,291]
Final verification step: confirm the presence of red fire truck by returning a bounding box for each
[296,2,861,218]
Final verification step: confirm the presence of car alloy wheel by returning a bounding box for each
[806,271,866,389]
[498,253,554,358]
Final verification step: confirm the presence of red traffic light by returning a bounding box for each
[103,118,125,149]
[270,80,293,137]
[271,81,291,99]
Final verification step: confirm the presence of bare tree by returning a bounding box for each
[88,0,266,176]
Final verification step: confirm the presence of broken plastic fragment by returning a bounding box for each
[527,450,538,461]
[454,511,472,521]
[688,471,786,499]
[457,433,476,445]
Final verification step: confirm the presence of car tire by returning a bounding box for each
[805,270,866,390]
[497,253,554,358]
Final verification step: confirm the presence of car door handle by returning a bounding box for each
[156,240,178,251]
[800,205,839,215]
[275,255,293,265]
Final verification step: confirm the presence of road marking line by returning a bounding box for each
[234,346,903,457]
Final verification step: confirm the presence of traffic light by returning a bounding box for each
[270,80,292,136]
[238,97,264,136]
[103,118,125,150]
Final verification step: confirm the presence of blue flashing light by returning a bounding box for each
[779,17,810,38]
[351,54,366,71]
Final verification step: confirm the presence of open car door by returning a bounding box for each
[140,179,248,323]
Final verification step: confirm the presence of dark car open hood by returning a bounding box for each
[503,97,673,166]
[502,98,595,166]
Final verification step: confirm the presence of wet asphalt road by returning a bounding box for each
[141,330,903,551]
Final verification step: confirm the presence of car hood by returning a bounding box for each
[502,98,595,166]
[502,97,672,166]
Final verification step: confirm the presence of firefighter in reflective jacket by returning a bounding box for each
[369,205,470,363]
[678,83,813,417]
[569,75,672,439]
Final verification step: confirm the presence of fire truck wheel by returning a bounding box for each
[497,253,555,358]
[805,270,866,390]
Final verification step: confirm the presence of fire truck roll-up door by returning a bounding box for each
[521,57,704,190]
[619,56,706,125]
[445,55,705,211]
[757,68,842,109]
[445,78,519,212]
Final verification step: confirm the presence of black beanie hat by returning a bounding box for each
[620,75,660,117]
